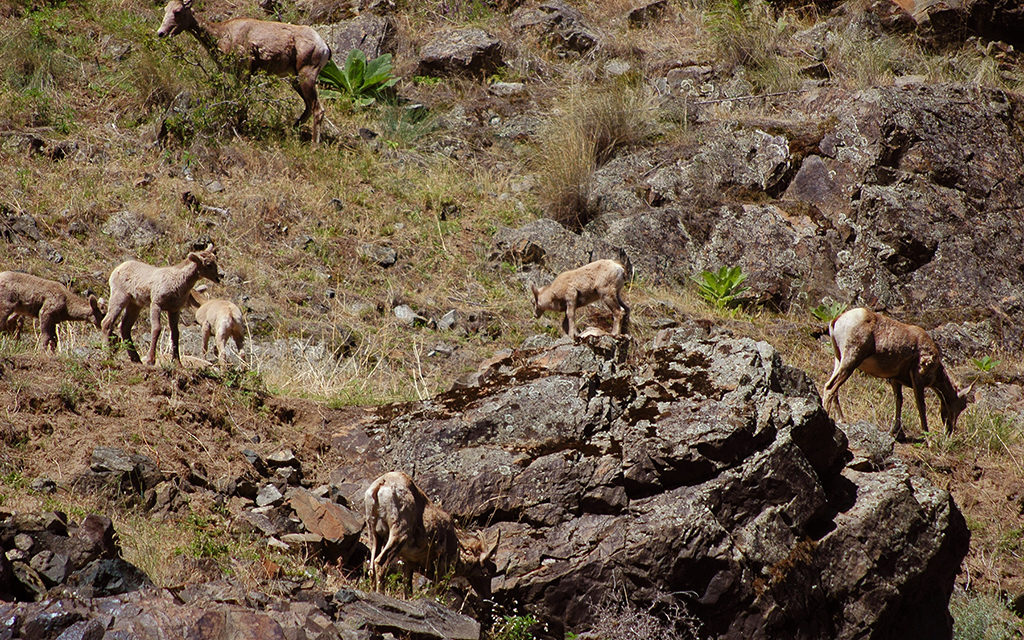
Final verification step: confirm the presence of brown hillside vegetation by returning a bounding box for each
[2,0,1024,636]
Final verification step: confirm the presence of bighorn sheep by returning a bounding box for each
[0,272,104,351]
[364,471,500,598]
[157,0,332,142]
[187,293,245,365]
[531,259,630,340]
[821,307,972,440]
[101,245,220,366]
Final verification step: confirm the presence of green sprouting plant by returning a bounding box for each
[489,614,539,640]
[971,355,1001,372]
[693,265,750,309]
[319,49,398,107]
[811,300,847,324]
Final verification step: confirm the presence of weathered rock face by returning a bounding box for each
[516,83,1024,348]
[329,328,969,638]
[416,28,504,77]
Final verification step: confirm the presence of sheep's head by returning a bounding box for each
[457,529,500,598]
[188,244,221,284]
[157,0,196,38]
[88,295,105,329]
[941,381,974,434]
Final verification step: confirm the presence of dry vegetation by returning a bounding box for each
[1,0,1023,636]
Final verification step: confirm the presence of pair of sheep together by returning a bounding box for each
[0,245,243,366]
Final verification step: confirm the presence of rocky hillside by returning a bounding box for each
[2,0,1024,636]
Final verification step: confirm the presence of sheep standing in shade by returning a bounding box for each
[0,272,104,351]
[364,471,500,598]
[531,259,630,340]
[101,245,220,366]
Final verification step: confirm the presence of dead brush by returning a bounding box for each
[532,83,657,229]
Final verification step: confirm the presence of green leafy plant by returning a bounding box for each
[489,614,538,640]
[811,300,847,324]
[971,355,1001,372]
[319,49,398,107]
[693,265,750,309]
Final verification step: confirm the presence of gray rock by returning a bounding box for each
[333,589,480,640]
[100,211,162,249]
[242,449,270,476]
[627,0,668,26]
[256,484,285,507]
[393,304,429,327]
[512,1,599,54]
[437,310,458,331]
[334,331,968,637]
[488,82,526,97]
[357,243,397,267]
[267,449,301,469]
[416,28,503,78]
[321,13,395,62]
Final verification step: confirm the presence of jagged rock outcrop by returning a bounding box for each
[416,28,504,77]
[328,327,969,638]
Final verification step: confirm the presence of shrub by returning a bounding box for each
[971,355,1000,372]
[950,588,1022,640]
[704,0,786,69]
[811,300,846,324]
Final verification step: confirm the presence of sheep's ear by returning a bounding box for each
[97,297,107,313]
[530,283,538,301]
[479,529,499,564]
[187,251,202,264]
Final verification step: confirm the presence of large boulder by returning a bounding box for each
[416,28,503,78]
[327,328,969,638]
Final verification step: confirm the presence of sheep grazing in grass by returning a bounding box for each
[101,245,220,366]
[0,272,104,351]
[157,0,332,142]
[531,259,630,340]
[822,307,973,440]
[187,293,245,365]
[364,471,500,598]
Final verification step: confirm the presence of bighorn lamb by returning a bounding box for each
[364,471,500,597]
[101,245,220,366]
[0,272,104,351]
[531,259,630,340]
[157,0,332,142]
[187,294,245,365]
[822,307,972,439]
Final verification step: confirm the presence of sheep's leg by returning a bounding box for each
[146,304,162,366]
[564,293,577,339]
[603,293,625,335]
[910,371,929,434]
[201,322,212,356]
[101,294,128,345]
[216,331,228,366]
[168,310,181,364]
[233,329,244,361]
[889,379,906,441]
[119,307,141,363]
[402,562,414,597]
[822,357,860,422]
[38,309,59,352]
[617,291,630,334]
[292,69,322,142]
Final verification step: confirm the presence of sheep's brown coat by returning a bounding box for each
[364,471,499,598]
[0,272,103,351]
[822,307,972,439]
[101,246,220,366]
[531,259,630,340]
[157,0,331,142]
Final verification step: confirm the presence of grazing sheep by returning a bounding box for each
[0,272,104,351]
[157,0,332,142]
[364,471,500,598]
[187,293,245,365]
[821,307,972,440]
[101,245,220,366]
[531,259,630,340]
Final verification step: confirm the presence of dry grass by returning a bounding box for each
[532,82,658,228]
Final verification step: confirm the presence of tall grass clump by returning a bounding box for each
[703,0,786,69]
[533,83,657,229]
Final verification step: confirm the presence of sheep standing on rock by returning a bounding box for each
[0,272,104,351]
[188,293,245,366]
[101,245,220,366]
[822,307,973,440]
[531,259,630,340]
[364,471,500,598]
